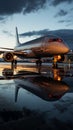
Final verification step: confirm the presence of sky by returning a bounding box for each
[0,0,73,48]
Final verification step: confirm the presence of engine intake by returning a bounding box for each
[3,52,14,62]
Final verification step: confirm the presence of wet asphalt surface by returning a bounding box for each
[0,62,73,130]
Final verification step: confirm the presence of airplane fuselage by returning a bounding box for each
[14,35,69,58]
[0,28,70,64]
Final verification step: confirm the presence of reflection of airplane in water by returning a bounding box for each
[0,27,69,68]
[2,68,70,102]
[14,75,69,102]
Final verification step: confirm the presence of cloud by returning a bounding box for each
[19,29,50,37]
[23,0,47,14]
[2,30,14,37]
[0,0,72,16]
[51,0,73,6]
[0,0,48,16]
[0,16,8,23]
[58,20,65,23]
[58,19,71,23]
[55,9,68,17]
[58,19,72,27]
[0,16,5,21]
[70,8,73,11]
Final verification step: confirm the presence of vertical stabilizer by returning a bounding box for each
[15,86,19,102]
[16,27,20,46]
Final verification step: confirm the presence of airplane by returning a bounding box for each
[0,27,70,68]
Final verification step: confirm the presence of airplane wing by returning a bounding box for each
[0,49,26,56]
[13,51,27,56]
[0,47,28,54]
[0,47,28,62]
[0,47,14,54]
[0,47,14,50]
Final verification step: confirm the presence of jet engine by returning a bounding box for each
[3,52,14,62]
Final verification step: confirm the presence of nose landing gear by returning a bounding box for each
[52,57,58,68]
[52,62,58,68]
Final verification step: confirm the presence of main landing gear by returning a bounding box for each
[36,59,42,67]
[11,59,17,69]
[36,59,42,74]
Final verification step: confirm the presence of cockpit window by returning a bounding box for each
[48,38,62,42]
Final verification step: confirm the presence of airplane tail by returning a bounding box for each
[15,86,19,102]
[16,27,20,46]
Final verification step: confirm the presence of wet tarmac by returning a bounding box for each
[0,62,73,130]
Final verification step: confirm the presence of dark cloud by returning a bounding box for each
[0,0,48,16]
[0,0,22,15]
[23,0,47,14]
[19,29,50,37]
[0,0,72,17]
[51,0,73,6]
[55,9,68,17]
[0,0,72,22]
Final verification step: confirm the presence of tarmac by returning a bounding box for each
[0,62,73,130]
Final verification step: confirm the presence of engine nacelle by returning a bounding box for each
[3,52,14,62]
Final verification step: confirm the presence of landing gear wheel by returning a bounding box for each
[36,59,42,67]
[52,62,58,68]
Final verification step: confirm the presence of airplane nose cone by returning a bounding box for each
[64,45,70,53]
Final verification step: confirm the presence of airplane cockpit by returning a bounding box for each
[48,38,63,43]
